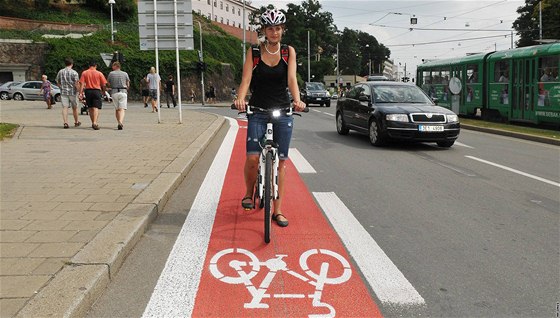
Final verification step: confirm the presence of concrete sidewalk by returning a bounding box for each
[0,100,226,317]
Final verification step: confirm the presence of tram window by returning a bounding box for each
[441,70,450,85]
[495,61,509,82]
[423,71,432,84]
[467,65,478,83]
[539,56,559,82]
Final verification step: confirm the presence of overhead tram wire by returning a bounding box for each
[375,0,512,43]
[388,34,512,47]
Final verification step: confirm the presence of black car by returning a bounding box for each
[301,82,330,107]
[335,82,460,147]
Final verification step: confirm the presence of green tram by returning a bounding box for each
[416,43,560,126]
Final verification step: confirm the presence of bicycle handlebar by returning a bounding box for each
[230,104,309,115]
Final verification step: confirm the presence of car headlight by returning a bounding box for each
[446,114,459,123]
[386,114,409,122]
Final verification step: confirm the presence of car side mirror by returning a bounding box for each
[359,95,370,102]
[432,97,439,105]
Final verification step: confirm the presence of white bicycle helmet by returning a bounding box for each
[260,8,286,26]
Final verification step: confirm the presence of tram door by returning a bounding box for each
[450,67,462,114]
[512,59,535,121]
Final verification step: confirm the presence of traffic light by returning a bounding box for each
[197,62,207,72]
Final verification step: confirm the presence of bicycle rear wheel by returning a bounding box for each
[264,151,273,243]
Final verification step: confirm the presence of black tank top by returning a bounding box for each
[249,58,290,109]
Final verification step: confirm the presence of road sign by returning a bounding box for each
[138,0,194,51]
[100,53,113,67]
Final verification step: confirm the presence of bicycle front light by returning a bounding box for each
[272,110,282,117]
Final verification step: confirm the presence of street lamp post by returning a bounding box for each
[365,44,371,75]
[108,0,115,44]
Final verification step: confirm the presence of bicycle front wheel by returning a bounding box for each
[264,151,273,244]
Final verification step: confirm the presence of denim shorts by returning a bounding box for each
[246,112,293,160]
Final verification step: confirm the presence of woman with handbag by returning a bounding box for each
[40,74,54,109]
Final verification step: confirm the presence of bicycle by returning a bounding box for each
[232,104,307,243]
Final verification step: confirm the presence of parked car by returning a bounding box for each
[8,81,61,102]
[335,81,460,147]
[301,82,330,107]
[0,81,21,100]
[366,75,390,81]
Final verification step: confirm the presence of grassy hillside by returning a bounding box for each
[0,3,244,97]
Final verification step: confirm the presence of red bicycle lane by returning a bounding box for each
[191,119,383,317]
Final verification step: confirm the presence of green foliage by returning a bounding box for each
[247,0,389,77]
[513,0,560,47]
[36,14,243,96]
[84,0,137,21]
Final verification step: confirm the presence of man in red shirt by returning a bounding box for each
[80,60,107,130]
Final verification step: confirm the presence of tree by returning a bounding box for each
[513,0,560,47]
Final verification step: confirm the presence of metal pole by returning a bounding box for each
[336,43,339,87]
[242,0,246,63]
[198,21,205,106]
[307,30,310,82]
[173,0,182,123]
[110,2,114,44]
[539,0,542,41]
[153,0,161,123]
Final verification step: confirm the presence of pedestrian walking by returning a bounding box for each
[165,74,177,108]
[147,67,161,112]
[55,57,81,129]
[40,74,53,109]
[190,88,196,103]
[79,60,107,130]
[208,85,216,103]
[140,75,150,108]
[106,61,130,130]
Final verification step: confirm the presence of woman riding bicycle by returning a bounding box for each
[234,7,306,227]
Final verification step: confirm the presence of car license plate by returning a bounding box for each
[316,97,321,101]
[419,125,444,132]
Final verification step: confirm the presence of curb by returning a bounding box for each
[460,124,560,146]
[15,115,227,318]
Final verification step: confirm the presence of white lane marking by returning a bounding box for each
[142,118,238,318]
[466,155,560,187]
[289,148,317,173]
[454,141,474,148]
[310,109,335,117]
[313,192,425,306]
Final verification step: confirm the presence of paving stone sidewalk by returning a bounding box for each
[0,100,225,317]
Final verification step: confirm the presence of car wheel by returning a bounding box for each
[326,101,331,107]
[55,94,61,102]
[437,140,455,148]
[336,112,349,135]
[0,92,8,100]
[13,93,23,101]
[369,119,385,146]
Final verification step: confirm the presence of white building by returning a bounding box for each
[191,0,257,30]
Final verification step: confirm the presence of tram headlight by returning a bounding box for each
[446,114,459,123]
[386,114,409,122]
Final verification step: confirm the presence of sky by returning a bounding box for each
[249,0,525,79]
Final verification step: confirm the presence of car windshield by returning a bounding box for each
[306,83,325,90]
[374,85,433,104]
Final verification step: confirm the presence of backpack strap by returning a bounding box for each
[280,44,289,65]
[251,44,261,70]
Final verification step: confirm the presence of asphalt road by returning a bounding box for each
[87,105,559,317]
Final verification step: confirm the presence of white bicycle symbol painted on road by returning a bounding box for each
[209,248,352,318]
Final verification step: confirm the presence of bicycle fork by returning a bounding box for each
[257,123,279,200]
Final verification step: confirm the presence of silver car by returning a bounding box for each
[9,81,61,102]
[0,81,21,100]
